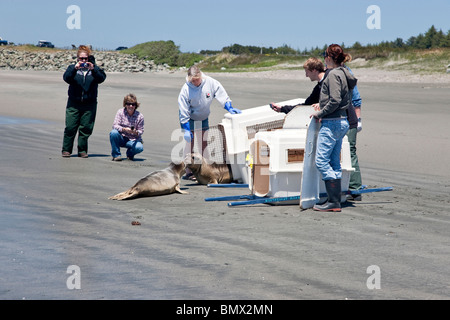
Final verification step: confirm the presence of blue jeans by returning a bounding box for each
[183,119,210,156]
[109,129,143,158]
[315,118,349,180]
[189,118,209,131]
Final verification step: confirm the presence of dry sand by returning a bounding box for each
[0,67,449,300]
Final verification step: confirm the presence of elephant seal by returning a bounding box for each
[184,153,233,185]
[109,162,187,200]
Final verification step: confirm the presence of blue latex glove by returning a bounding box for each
[224,101,242,114]
[181,122,192,142]
[357,118,362,132]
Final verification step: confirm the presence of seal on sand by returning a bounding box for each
[184,153,233,185]
[109,162,188,200]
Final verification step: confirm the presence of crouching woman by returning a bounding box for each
[110,94,144,161]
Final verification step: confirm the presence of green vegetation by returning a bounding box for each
[121,40,203,67]
[207,43,300,55]
[8,44,60,52]
[197,53,303,72]
[355,48,450,74]
[197,47,450,74]
[116,26,449,74]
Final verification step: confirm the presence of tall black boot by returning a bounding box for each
[313,179,342,212]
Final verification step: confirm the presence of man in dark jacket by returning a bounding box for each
[270,57,326,113]
[62,45,106,158]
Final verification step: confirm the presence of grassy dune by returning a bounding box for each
[348,48,450,74]
[198,48,450,74]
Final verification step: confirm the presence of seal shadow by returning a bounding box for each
[65,154,110,158]
[184,182,203,187]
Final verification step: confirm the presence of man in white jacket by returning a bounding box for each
[178,65,241,180]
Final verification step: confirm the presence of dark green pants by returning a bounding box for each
[62,99,97,154]
[346,127,362,190]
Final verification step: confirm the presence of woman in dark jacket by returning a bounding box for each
[61,45,106,158]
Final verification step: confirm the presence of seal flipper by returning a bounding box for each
[109,188,140,200]
[175,185,189,194]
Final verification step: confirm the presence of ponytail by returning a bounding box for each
[326,44,348,65]
[343,53,352,64]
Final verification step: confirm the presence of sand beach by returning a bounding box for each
[0,67,449,300]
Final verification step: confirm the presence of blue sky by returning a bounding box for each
[1,0,449,52]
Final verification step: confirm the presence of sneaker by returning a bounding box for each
[346,193,362,201]
[62,151,71,158]
[112,157,122,162]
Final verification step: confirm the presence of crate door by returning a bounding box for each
[250,140,270,197]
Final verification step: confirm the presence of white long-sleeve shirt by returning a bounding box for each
[178,74,231,124]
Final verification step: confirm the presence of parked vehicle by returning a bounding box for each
[115,46,128,51]
[0,37,8,45]
[37,40,54,48]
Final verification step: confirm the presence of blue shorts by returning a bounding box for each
[189,118,209,131]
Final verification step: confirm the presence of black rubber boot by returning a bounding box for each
[313,179,342,212]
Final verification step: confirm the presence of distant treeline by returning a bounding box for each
[201,25,450,56]
[123,26,449,68]
[201,44,299,55]
[354,25,450,50]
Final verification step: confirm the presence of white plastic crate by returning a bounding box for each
[219,98,305,183]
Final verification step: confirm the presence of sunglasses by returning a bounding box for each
[125,103,137,106]
[78,57,88,60]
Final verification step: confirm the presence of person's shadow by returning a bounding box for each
[68,154,147,162]
[83,154,109,158]
[66,153,109,158]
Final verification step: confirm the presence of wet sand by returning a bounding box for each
[0,69,449,300]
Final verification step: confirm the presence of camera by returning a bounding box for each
[80,63,88,68]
